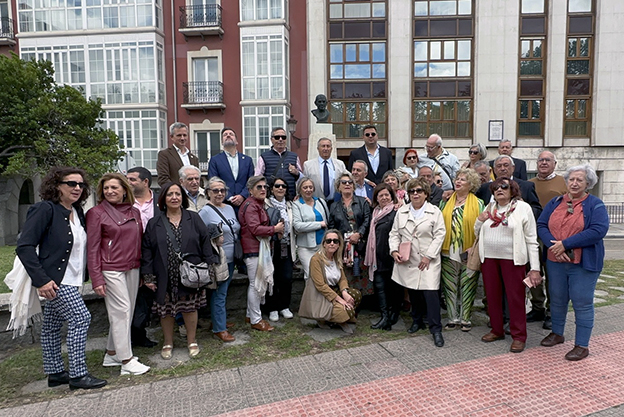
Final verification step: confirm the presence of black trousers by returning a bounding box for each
[264,245,294,312]
[408,289,442,334]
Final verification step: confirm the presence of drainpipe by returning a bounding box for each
[171,0,178,122]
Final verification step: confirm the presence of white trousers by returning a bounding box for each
[297,245,320,280]
[244,257,263,324]
[103,269,140,360]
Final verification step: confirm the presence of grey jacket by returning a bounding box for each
[292,197,329,248]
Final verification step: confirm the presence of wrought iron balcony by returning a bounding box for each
[182,81,226,111]
[0,17,16,46]
[179,4,223,39]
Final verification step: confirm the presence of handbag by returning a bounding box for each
[466,234,481,272]
[398,224,421,262]
[206,203,243,262]
[161,213,215,289]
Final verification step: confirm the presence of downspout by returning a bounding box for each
[171,0,178,121]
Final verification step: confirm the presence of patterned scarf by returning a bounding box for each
[364,203,395,281]
[441,192,480,252]
[488,199,518,227]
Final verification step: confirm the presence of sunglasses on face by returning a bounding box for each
[255,185,269,190]
[469,150,480,155]
[406,156,417,160]
[340,180,354,185]
[273,183,287,189]
[272,135,287,141]
[324,238,340,245]
[493,183,510,191]
[210,188,226,194]
[60,181,87,189]
[364,132,377,137]
[408,188,425,195]
[436,180,443,185]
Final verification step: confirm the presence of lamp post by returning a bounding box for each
[286,115,301,148]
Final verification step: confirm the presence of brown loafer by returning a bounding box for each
[565,345,589,361]
[214,331,235,342]
[251,320,274,332]
[510,340,526,353]
[541,332,565,347]
[481,332,505,343]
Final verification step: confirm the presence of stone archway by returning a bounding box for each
[0,176,38,246]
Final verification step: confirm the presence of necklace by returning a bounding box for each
[168,213,181,226]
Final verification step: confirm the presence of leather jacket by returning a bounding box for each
[86,201,142,289]
[238,197,276,255]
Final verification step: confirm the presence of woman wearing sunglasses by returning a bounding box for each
[238,176,285,331]
[537,165,608,361]
[475,177,541,354]
[399,149,420,183]
[298,230,362,333]
[16,167,107,390]
[389,177,446,347]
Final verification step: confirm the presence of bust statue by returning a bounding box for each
[311,94,329,123]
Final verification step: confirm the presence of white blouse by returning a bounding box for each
[61,207,87,287]
[324,261,341,286]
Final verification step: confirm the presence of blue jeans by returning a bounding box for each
[546,260,600,347]
[211,262,234,333]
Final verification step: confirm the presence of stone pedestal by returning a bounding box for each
[307,123,336,161]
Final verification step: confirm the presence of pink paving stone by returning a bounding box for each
[360,400,416,417]
[340,381,398,409]
[467,404,522,417]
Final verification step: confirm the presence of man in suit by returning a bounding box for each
[473,160,492,184]
[476,155,542,219]
[303,138,346,204]
[418,134,459,193]
[347,125,394,185]
[351,160,374,202]
[156,122,200,186]
[208,127,254,211]
[255,127,303,199]
[489,139,527,180]
[418,166,443,207]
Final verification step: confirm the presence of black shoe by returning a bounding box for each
[543,316,552,330]
[408,321,427,334]
[526,309,545,322]
[388,311,400,326]
[69,374,107,391]
[371,314,391,330]
[48,371,69,387]
[504,323,511,335]
[433,332,445,347]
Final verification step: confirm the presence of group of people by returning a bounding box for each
[16,125,610,389]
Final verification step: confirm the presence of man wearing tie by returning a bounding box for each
[303,138,347,205]
[208,127,255,213]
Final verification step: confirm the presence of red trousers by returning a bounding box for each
[482,258,527,342]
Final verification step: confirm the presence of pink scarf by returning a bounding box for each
[364,204,395,281]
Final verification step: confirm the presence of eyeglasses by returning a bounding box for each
[406,156,418,160]
[60,181,87,189]
[567,201,574,214]
[255,185,269,190]
[469,150,480,155]
[324,238,340,245]
[340,180,354,185]
[538,158,553,163]
[272,135,287,140]
[408,188,425,195]
[364,132,377,137]
[425,145,438,150]
[273,183,287,189]
[493,183,510,191]
[185,177,200,182]
[210,188,226,194]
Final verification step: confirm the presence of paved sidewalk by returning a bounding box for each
[2,302,624,417]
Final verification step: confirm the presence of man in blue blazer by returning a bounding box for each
[347,125,394,185]
[208,127,254,212]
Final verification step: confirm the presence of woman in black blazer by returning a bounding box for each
[328,172,372,296]
[141,182,217,359]
[16,167,107,390]
[363,184,399,330]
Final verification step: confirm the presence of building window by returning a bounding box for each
[21,45,87,93]
[518,0,546,137]
[195,131,221,168]
[241,34,288,101]
[565,0,593,137]
[328,1,387,140]
[242,106,286,162]
[412,0,473,138]
[240,0,284,21]
[106,110,166,172]
[18,0,162,33]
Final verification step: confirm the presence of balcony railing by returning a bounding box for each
[182,81,225,110]
[179,4,223,38]
[0,17,16,42]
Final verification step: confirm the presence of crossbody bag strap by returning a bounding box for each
[432,157,455,190]
[207,203,236,237]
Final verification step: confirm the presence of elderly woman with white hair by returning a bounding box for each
[537,164,609,361]
[462,143,488,170]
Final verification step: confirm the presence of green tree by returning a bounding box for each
[0,53,124,182]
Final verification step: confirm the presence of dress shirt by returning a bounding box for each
[226,150,239,180]
[133,190,155,231]
[319,156,336,197]
[366,144,380,175]
[355,181,368,198]
[174,144,191,167]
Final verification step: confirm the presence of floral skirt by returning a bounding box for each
[153,290,207,319]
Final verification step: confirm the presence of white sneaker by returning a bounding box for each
[103,353,137,367]
[280,308,294,319]
[269,311,279,322]
[179,325,187,337]
[120,358,150,376]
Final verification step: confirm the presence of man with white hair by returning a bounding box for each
[489,139,527,180]
[351,160,374,202]
[418,134,459,192]
[303,137,347,204]
[179,165,208,212]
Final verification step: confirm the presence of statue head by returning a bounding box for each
[314,94,327,111]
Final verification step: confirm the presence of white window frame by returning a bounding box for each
[242,105,287,162]
[240,0,286,21]
[241,33,289,101]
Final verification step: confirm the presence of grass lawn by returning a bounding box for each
[0,246,16,293]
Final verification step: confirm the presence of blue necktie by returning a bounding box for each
[323,160,330,198]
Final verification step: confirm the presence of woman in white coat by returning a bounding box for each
[292,177,329,280]
[389,177,446,347]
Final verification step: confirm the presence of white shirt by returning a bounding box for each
[366,144,380,175]
[226,150,239,180]
[61,207,87,286]
[324,261,341,286]
[319,156,336,197]
[174,144,191,167]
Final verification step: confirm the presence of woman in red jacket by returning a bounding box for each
[238,176,284,331]
[87,173,150,376]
